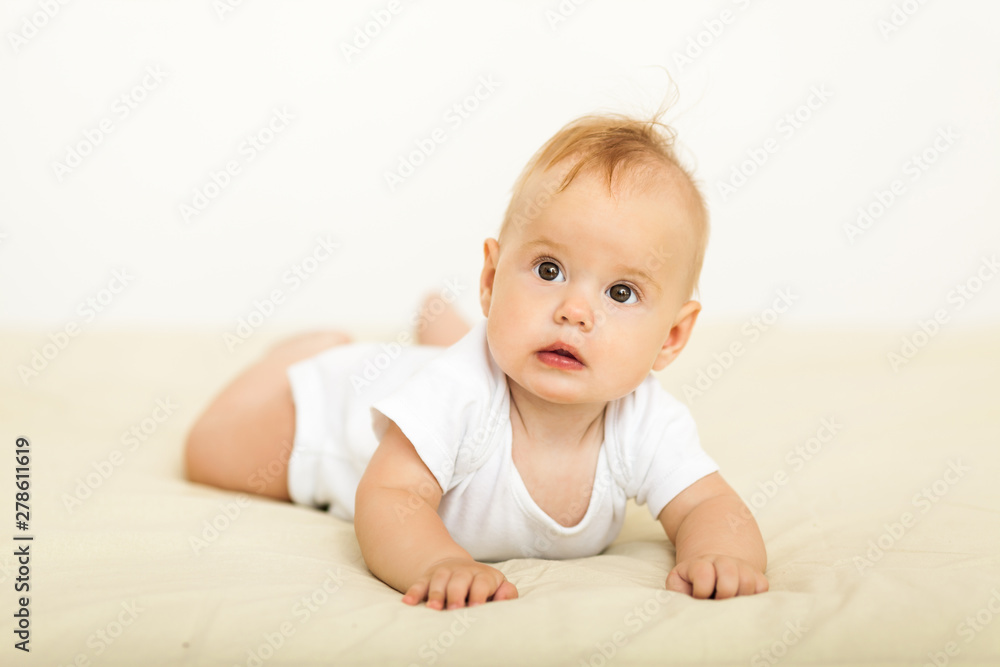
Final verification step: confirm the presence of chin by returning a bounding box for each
[525,377,591,404]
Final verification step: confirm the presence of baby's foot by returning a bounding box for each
[266,331,352,362]
[415,293,471,347]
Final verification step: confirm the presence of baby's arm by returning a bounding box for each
[354,420,518,609]
[658,472,768,599]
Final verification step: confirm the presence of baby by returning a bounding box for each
[184,110,768,610]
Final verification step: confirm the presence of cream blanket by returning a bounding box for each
[3,323,998,666]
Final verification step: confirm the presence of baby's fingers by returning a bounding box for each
[490,579,518,602]
[402,579,429,606]
[753,570,769,594]
[424,568,457,610]
[445,571,475,609]
[712,559,741,600]
[668,560,717,599]
[688,560,719,599]
[665,564,693,596]
[467,574,497,606]
[715,559,769,598]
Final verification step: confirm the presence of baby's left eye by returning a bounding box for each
[607,284,637,305]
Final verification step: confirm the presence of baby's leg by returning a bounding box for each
[183,331,352,501]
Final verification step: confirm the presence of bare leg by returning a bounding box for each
[183,330,352,501]
[415,292,472,347]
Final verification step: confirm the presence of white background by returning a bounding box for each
[2,0,998,334]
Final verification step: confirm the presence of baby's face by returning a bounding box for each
[480,166,701,405]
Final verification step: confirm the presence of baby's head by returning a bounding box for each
[479,111,709,405]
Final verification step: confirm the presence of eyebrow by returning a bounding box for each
[521,237,662,295]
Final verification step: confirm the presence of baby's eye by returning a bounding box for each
[607,284,637,305]
[534,260,564,282]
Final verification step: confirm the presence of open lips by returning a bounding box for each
[538,343,585,365]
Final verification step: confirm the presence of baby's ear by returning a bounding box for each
[652,300,700,371]
[479,238,500,317]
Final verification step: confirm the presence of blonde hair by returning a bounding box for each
[497,110,709,300]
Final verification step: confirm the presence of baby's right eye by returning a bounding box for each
[534,260,564,282]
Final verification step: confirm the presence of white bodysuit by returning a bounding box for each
[286,319,719,562]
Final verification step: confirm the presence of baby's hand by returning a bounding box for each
[666,554,768,600]
[402,557,518,610]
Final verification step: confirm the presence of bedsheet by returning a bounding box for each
[2,322,998,666]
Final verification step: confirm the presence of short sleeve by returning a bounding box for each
[369,320,502,493]
[614,375,720,521]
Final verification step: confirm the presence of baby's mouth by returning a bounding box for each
[536,343,586,368]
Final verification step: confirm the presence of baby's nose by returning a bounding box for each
[556,294,595,330]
